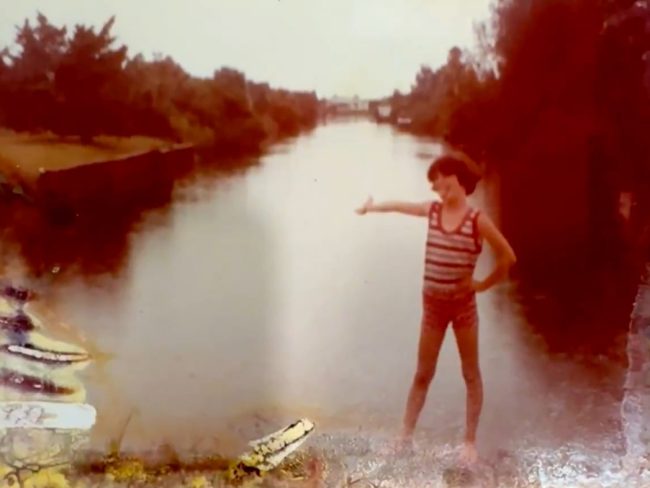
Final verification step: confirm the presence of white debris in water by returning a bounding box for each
[0,401,96,430]
[7,344,87,363]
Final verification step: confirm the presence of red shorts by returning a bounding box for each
[421,290,478,330]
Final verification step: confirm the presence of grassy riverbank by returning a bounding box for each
[0,131,172,182]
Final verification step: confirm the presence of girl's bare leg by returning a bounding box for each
[452,319,482,465]
[399,318,447,446]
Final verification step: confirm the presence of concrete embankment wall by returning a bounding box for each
[0,144,197,276]
[33,144,197,222]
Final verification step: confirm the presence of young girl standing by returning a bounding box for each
[356,154,516,464]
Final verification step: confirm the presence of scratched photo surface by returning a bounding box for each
[0,0,649,487]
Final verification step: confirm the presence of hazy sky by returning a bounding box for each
[0,0,494,99]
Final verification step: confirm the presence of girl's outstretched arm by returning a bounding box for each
[355,196,432,217]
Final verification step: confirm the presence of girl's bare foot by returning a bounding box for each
[459,441,478,466]
[380,435,414,458]
[396,435,414,455]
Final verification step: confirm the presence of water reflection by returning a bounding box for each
[49,182,279,453]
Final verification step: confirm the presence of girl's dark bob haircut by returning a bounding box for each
[427,155,482,195]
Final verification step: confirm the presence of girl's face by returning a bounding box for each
[431,171,464,203]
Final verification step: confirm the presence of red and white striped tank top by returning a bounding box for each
[423,201,482,297]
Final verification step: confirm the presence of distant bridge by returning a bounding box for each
[322,96,371,117]
[321,96,397,123]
